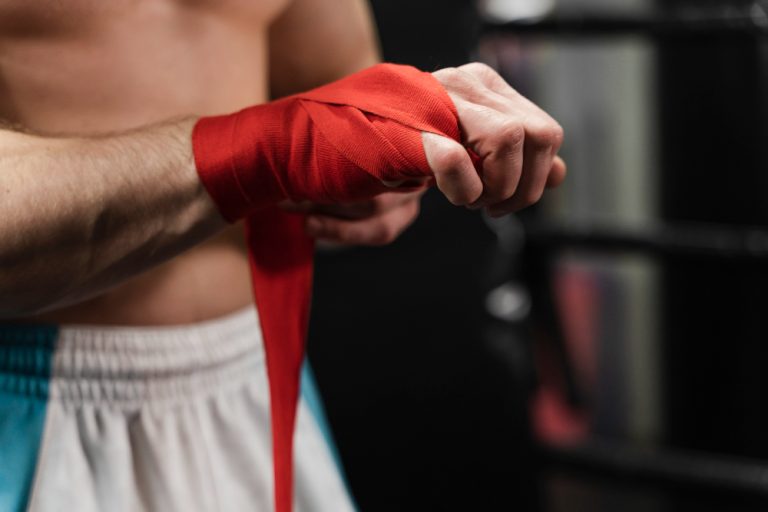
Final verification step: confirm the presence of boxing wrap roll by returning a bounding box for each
[192,63,460,512]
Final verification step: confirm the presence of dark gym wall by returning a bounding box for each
[307,1,538,510]
[369,0,478,71]
[657,0,768,457]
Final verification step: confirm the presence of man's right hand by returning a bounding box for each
[424,62,566,217]
[193,63,565,225]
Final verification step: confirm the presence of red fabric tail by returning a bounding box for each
[245,208,314,512]
[193,64,461,512]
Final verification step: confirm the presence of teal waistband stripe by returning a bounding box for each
[300,361,357,510]
[0,324,57,512]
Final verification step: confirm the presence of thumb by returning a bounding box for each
[421,131,482,206]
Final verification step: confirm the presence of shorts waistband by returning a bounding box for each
[0,306,265,407]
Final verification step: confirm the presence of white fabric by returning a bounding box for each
[26,306,354,512]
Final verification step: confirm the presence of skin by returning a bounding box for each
[0,0,565,325]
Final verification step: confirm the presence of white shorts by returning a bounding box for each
[0,306,355,512]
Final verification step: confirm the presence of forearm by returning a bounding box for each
[0,119,225,317]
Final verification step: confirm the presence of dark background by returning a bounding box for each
[308,1,768,510]
[307,1,538,510]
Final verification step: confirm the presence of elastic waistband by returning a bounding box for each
[0,306,265,407]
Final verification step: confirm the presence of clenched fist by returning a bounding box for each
[279,62,567,245]
[424,62,566,216]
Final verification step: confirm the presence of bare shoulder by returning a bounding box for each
[268,0,379,97]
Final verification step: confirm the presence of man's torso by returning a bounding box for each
[2,0,291,325]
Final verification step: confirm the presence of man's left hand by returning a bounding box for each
[282,190,426,246]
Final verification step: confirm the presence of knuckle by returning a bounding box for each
[541,122,564,150]
[528,127,557,149]
[460,61,497,78]
[552,123,565,147]
[433,144,468,174]
[528,118,564,149]
[455,70,483,93]
[544,124,564,147]
[493,122,525,148]
[460,62,517,94]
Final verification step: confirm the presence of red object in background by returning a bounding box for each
[532,264,600,444]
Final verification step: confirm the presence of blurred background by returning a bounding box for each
[307,0,768,510]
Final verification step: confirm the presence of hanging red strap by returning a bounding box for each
[192,63,460,512]
[245,208,313,512]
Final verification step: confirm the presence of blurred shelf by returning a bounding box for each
[482,3,768,39]
[524,221,768,261]
[541,438,768,497]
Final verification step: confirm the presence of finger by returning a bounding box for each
[469,113,525,207]
[443,95,530,207]
[308,190,425,220]
[305,198,420,246]
[432,64,563,210]
[487,133,553,216]
[486,115,563,211]
[436,73,531,208]
[546,156,567,188]
[422,131,482,206]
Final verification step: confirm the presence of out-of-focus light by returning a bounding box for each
[486,282,531,322]
[477,0,556,23]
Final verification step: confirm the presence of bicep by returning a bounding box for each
[268,0,381,98]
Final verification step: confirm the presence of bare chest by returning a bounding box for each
[0,0,290,133]
[0,0,290,38]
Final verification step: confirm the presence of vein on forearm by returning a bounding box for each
[0,119,224,316]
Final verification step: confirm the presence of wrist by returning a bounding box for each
[192,103,290,222]
[192,63,461,224]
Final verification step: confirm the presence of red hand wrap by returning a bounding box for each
[192,63,460,512]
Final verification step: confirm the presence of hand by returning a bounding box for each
[425,62,567,217]
[281,189,426,246]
